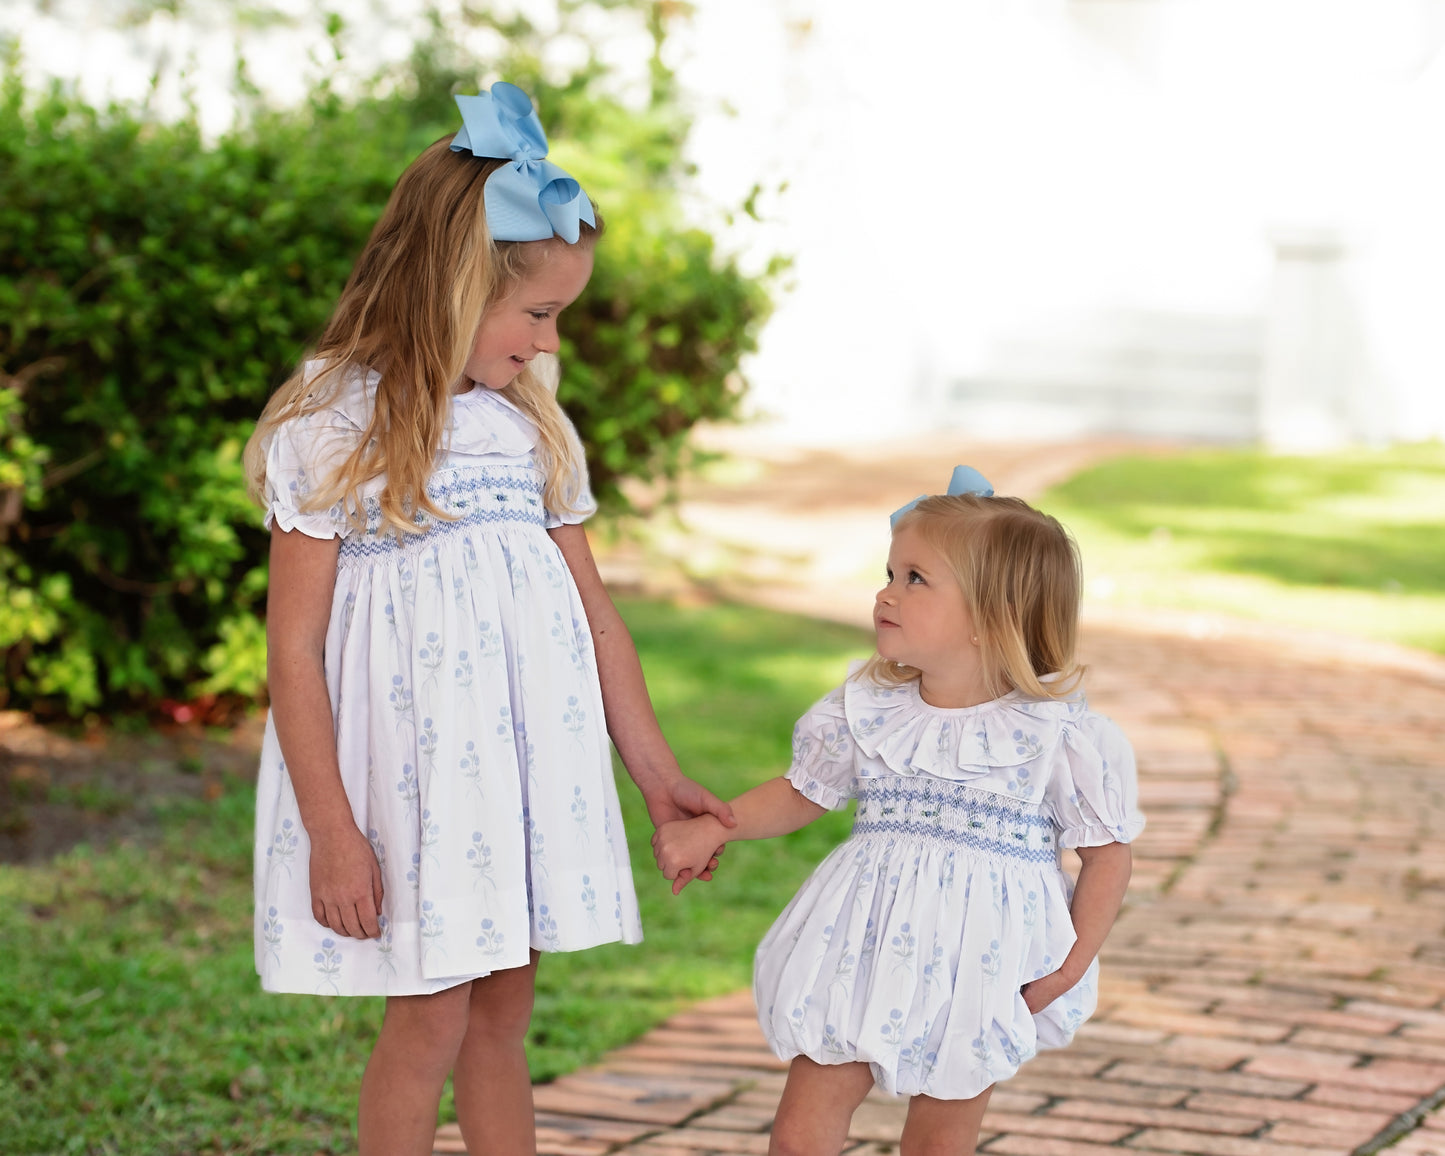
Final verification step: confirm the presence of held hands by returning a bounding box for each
[308,824,385,939]
[652,816,728,896]
[641,773,734,888]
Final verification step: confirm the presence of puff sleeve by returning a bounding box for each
[262,409,362,540]
[1042,713,1145,849]
[784,687,859,811]
[542,418,598,529]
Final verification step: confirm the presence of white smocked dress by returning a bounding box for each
[753,671,1144,1099]
[253,366,642,996]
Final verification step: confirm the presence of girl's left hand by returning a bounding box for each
[1020,969,1076,1014]
[645,774,737,831]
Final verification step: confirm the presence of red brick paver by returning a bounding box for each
[436,441,1445,1155]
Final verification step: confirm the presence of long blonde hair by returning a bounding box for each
[243,136,600,534]
[861,494,1084,700]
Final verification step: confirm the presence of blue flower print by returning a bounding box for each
[922,938,945,991]
[395,762,419,818]
[262,906,284,964]
[550,612,582,670]
[570,786,589,840]
[453,574,468,612]
[890,922,916,974]
[340,591,356,638]
[463,537,480,573]
[460,742,484,798]
[562,696,587,743]
[580,874,599,927]
[971,1031,994,1075]
[314,937,342,994]
[851,713,886,739]
[418,633,445,686]
[454,649,475,695]
[980,939,1002,982]
[1023,889,1039,933]
[366,827,387,874]
[467,831,495,890]
[384,599,398,639]
[536,904,561,950]
[420,900,445,960]
[422,549,444,593]
[270,818,299,877]
[976,726,992,756]
[478,620,502,660]
[389,676,414,730]
[418,717,439,773]
[420,808,441,865]
[788,997,812,1035]
[476,918,505,957]
[1031,954,1056,982]
[819,724,849,760]
[376,915,396,976]
[899,1021,935,1079]
[1013,728,1042,758]
[829,939,856,992]
[527,815,548,878]
[821,1023,850,1057]
[880,1009,905,1051]
[406,851,421,891]
[397,557,416,604]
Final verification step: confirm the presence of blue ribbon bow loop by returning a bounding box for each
[451,83,597,244]
[889,465,996,528]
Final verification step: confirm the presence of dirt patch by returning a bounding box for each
[0,710,265,864]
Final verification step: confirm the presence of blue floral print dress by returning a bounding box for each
[253,365,641,996]
[753,670,1144,1099]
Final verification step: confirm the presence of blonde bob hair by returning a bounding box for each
[243,136,599,535]
[861,494,1085,700]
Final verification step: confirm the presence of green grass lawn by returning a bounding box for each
[1043,441,1445,655]
[0,599,871,1155]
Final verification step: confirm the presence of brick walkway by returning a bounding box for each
[436,441,1445,1156]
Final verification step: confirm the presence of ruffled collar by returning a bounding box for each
[446,384,538,458]
[843,672,1086,782]
[301,361,538,459]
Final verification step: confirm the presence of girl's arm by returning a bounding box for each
[1020,840,1132,1013]
[653,776,827,895]
[549,523,737,835]
[267,525,384,940]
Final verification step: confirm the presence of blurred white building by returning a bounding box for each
[676,0,1445,447]
[8,0,1444,448]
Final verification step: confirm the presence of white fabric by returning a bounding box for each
[253,365,636,996]
[754,669,1143,1099]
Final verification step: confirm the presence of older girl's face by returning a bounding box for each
[463,241,593,391]
[874,525,988,706]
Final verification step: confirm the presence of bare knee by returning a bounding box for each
[464,953,539,1045]
[379,984,473,1059]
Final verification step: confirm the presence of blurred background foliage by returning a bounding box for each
[0,1,775,718]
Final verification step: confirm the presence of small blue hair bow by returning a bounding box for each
[451,82,597,244]
[889,465,995,528]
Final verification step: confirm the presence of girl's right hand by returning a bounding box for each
[308,824,385,939]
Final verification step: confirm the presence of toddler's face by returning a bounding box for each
[463,241,593,391]
[874,525,980,682]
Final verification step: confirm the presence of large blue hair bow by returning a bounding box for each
[889,465,995,528]
[451,82,597,244]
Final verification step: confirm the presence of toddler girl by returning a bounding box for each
[654,468,1143,1156]
[245,82,732,1156]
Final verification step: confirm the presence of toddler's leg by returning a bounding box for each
[899,1087,994,1156]
[452,950,542,1156]
[769,1055,876,1156]
[358,982,474,1156]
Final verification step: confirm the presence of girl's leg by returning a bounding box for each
[769,1055,876,1156]
[899,1087,994,1156]
[358,982,474,1156]
[452,950,542,1156]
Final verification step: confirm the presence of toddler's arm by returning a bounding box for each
[1020,840,1132,1013]
[267,526,384,940]
[653,776,827,896]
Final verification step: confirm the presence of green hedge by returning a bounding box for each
[0,39,772,717]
